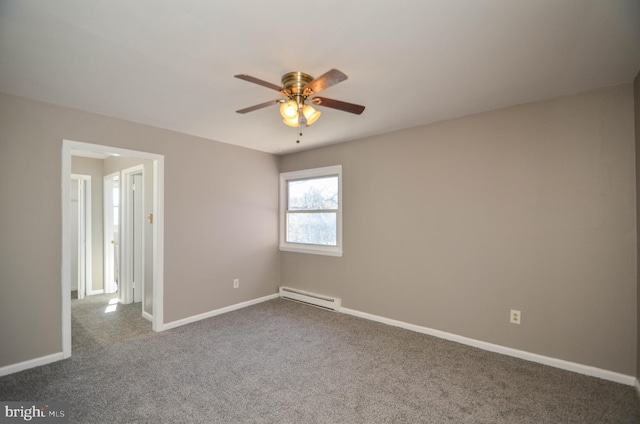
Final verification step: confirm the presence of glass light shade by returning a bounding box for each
[302,105,321,125]
[280,100,298,119]
[282,115,299,127]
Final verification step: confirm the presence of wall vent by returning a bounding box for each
[279,286,341,312]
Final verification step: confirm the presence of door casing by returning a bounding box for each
[62,140,165,360]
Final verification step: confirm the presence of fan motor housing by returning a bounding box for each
[281,72,313,95]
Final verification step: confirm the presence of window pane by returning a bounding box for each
[286,212,337,246]
[288,176,338,210]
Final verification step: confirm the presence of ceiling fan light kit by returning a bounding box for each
[235,68,365,132]
[279,99,299,119]
[282,115,300,128]
[302,105,321,125]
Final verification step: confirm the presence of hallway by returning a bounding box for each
[71,293,152,352]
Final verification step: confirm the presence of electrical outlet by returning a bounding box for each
[510,309,521,324]
[233,279,239,289]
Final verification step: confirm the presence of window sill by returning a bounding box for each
[279,244,343,257]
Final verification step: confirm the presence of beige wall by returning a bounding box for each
[1,84,636,376]
[280,84,637,375]
[71,156,105,292]
[0,92,280,367]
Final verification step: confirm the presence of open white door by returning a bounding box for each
[120,165,144,304]
[103,173,119,294]
[70,178,80,297]
[71,174,92,299]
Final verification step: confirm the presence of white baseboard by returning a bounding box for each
[70,289,104,296]
[3,296,634,390]
[160,293,279,331]
[0,352,65,378]
[341,307,636,387]
[142,311,153,322]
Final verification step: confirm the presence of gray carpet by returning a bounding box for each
[70,293,152,351]
[1,295,639,423]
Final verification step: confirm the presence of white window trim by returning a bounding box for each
[279,165,343,257]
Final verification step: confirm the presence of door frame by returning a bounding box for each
[62,140,165,359]
[70,174,92,299]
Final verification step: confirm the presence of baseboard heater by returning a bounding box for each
[279,286,341,312]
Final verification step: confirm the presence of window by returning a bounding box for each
[279,165,342,257]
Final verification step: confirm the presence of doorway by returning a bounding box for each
[70,174,92,300]
[62,140,165,360]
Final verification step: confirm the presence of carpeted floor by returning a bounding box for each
[1,295,639,423]
[70,292,152,351]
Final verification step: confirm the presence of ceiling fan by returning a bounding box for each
[234,69,365,128]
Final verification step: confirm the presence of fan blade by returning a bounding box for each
[234,74,283,92]
[311,97,365,115]
[303,69,348,94]
[236,100,280,114]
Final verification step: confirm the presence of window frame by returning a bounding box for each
[279,165,343,257]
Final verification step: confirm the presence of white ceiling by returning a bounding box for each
[1,1,639,155]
